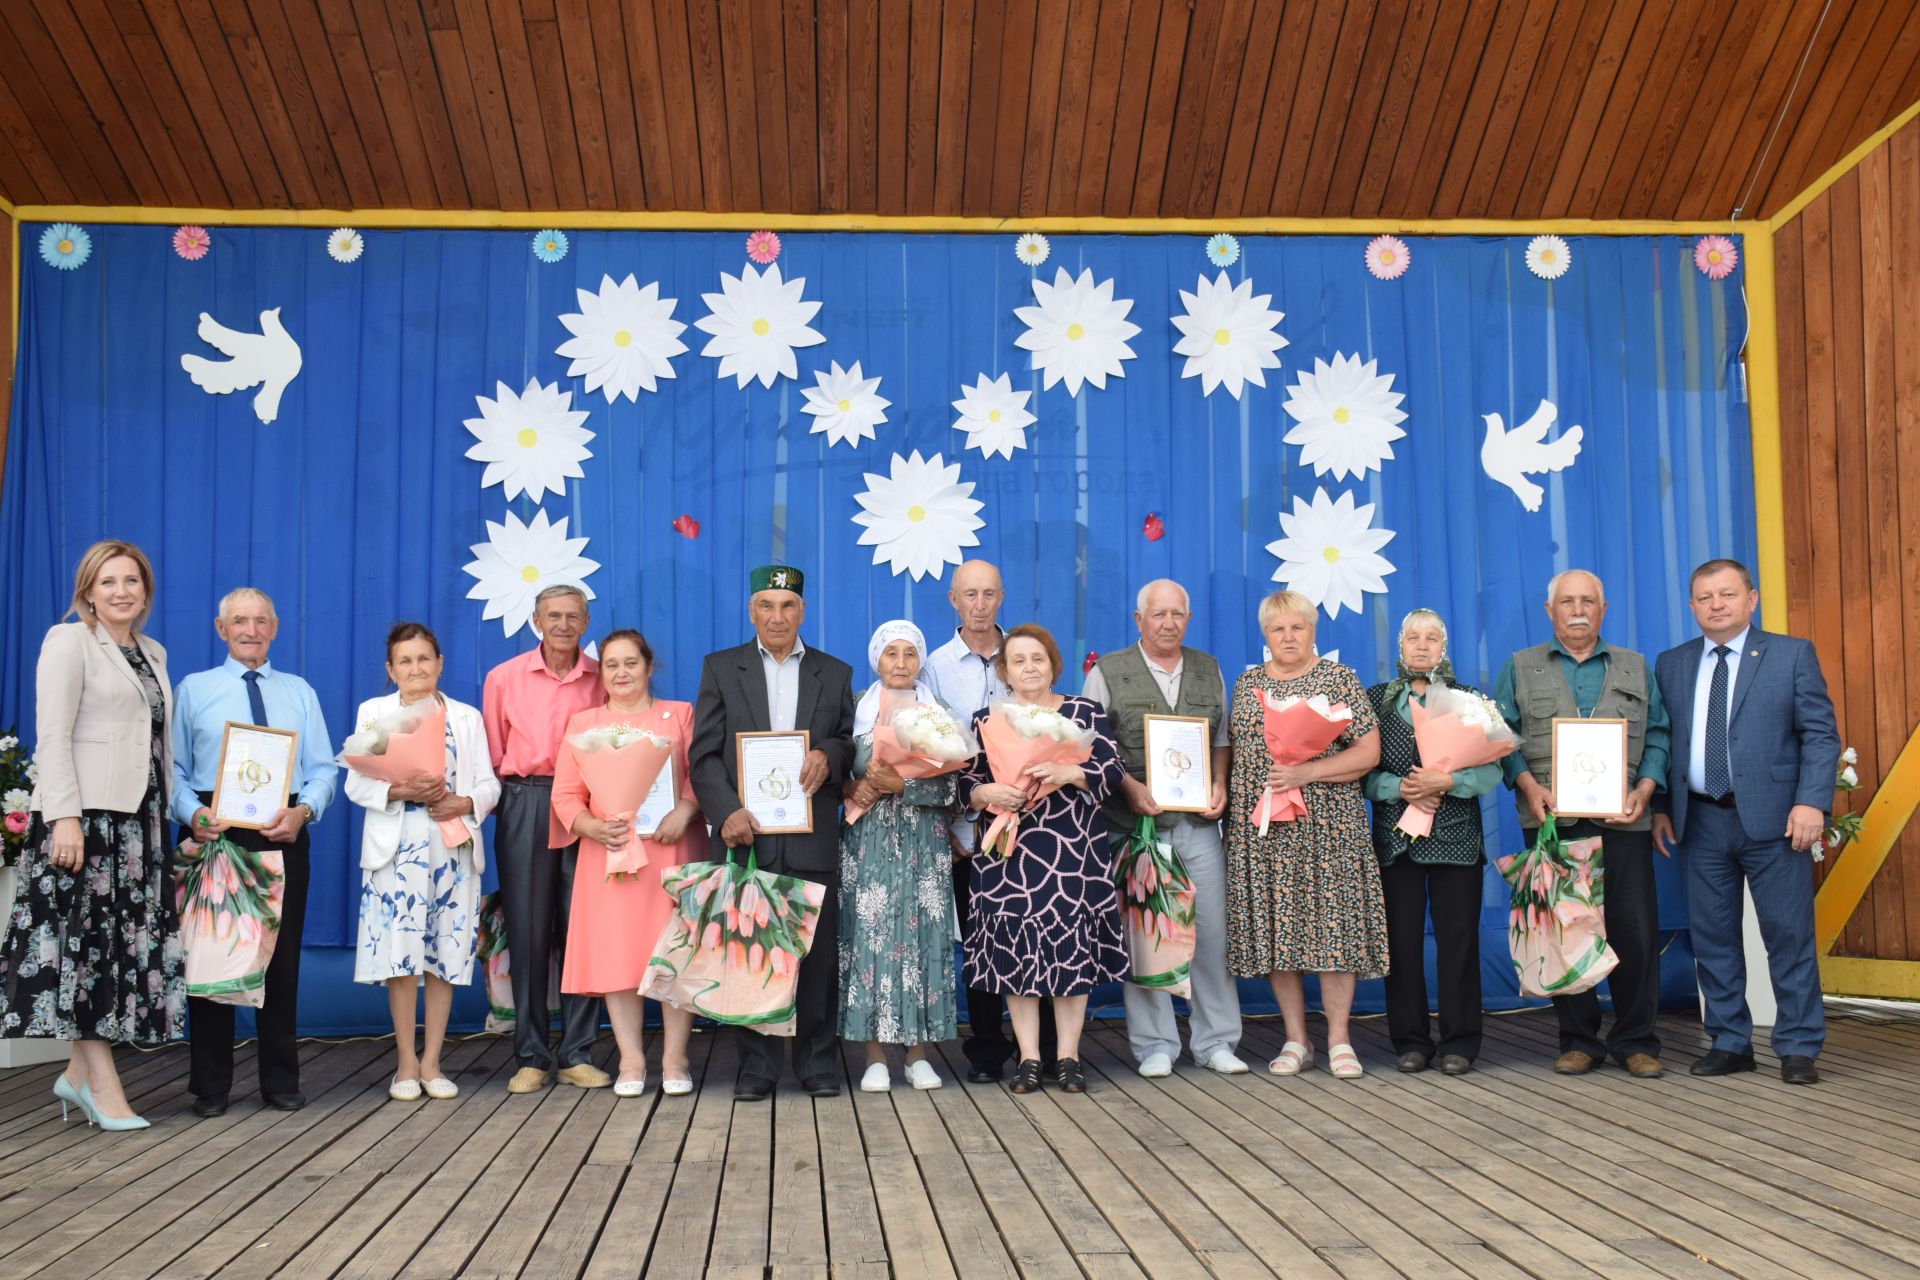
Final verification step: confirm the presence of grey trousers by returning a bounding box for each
[1122,819,1243,1064]
[496,776,602,1070]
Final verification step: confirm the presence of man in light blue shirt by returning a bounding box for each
[171,587,336,1117]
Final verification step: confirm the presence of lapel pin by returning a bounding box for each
[1750,649,1758,657]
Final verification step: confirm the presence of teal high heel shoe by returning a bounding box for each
[51,1075,83,1122]
[78,1082,149,1131]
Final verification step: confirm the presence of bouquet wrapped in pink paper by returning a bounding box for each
[1397,682,1522,838]
[175,834,284,1007]
[640,848,827,1035]
[1494,815,1618,997]
[1113,816,1196,998]
[977,702,1096,857]
[340,700,469,851]
[845,692,977,824]
[475,889,558,1032]
[565,721,676,878]
[1251,691,1353,835]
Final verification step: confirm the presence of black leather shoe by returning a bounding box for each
[1780,1055,1820,1085]
[1438,1055,1473,1076]
[1009,1060,1042,1094]
[191,1095,228,1118]
[1395,1051,1430,1073]
[801,1075,841,1098]
[965,1066,1000,1084]
[262,1091,306,1111]
[1689,1049,1757,1076]
[1056,1058,1087,1093]
[734,1074,775,1101]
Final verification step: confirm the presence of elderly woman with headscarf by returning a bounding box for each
[1363,609,1502,1077]
[838,619,962,1093]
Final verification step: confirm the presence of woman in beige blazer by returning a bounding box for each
[0,541,186,1131]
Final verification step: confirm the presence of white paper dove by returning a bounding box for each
[1480,399,1583,512]
[180,309,303,424]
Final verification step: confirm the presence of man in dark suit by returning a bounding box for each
[1652,558,1839,1085]
[690,564,856,1101]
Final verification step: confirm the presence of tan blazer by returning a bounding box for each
[31,621,172,821]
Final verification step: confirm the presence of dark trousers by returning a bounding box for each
[496,777,601,1070]
[187,816,308,1100]
[736,863,840,1084]
[953,857,1056,1071]
[1534,821,1661,1062]
[1683,799,1824,1058]
[1380,856,1483,1062]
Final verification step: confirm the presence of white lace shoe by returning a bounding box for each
[1137,1052,1174,1078]
[1202,1050,1250,1074]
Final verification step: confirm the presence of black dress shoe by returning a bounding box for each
[191,1095,228,1118]
[262,1091,306,1111]
[1780,1055,1820,1085]
[1395,1051,1430,1073]
[965,1066,1001,1084]
[734,1074,775,1102]
[1438,1055,1473,1076]
[801,1075,841,1098]
[1689,1049,1757,1076]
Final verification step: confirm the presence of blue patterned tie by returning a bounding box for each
[1704,645,1732,799]
[243,669,268,727]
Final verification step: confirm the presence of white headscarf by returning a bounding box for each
[853,619,935,736]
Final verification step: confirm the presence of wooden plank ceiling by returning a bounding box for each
[0,0,1915,221]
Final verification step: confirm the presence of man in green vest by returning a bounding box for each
[1082,579,1246,1077]
[1494,569,1673,1079]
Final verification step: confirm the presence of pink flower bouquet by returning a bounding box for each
[566,722,675,877]
[977,702,1095,857]
[1113,816,1196,998]
[1494,815,1618,997]
[845,692,976,824]
[174,835,284,1007]
[1250,691,1353,835]
[341,700,470,851]
[1397,683,1521,838]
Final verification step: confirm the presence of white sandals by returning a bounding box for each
[1269,1042,1313,1076]
[1328,1044,1364,1078]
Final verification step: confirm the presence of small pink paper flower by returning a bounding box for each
[1365,235,1409,280]
[745,230,781,264]
[1694,235,1737,281]
[173,225,211,261]
[4,810,27,835]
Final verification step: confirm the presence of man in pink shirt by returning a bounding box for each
[482,584,609,1093]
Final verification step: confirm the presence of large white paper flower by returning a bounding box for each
[463,379,594,501]
[693,263,826,389]
[851,450,985,581]
[556,274,687,402]
[1282,353,1409,481]
[1265,487,1396,619]
[1170,271,1288,400]
[951,372,1038,459]
[1014,266,1141,395]
[463,509,601,637]
[1526,235,1572,280]
[801,359,890,447]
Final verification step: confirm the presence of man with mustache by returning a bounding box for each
[1494,569,1672,1079]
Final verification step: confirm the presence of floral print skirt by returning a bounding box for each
[355,806,479,985]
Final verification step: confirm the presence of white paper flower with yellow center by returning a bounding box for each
[1265,487,1396,619]
[463,509,601,637]
[463,378,594,501]
[694,262,826,389]
[1014,266,1141,395]
[1170,271,1288,400]
[951,372,1038,459]
[851,450,985,581]
[556,274,686,403]
[801,359,890,447]
[1526,234,1572,280]
[1282,353,1408,481]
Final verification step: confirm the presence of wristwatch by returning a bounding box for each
[295,802,313,824]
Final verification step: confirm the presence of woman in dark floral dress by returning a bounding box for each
[1224,590,1385,1080]
[0,542,185,1130]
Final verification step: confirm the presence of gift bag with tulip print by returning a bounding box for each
[175,835,284,1008]
[1113,816,1197,999]
[474,890,561,1033]
[639,847,826,1035]
[1494,814,1619,998]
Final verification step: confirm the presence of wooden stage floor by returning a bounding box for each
[1,1006,1917,1279]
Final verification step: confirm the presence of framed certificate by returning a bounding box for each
[1550,718,1629,820]
[1143,714,1212,813]
[633,756,677,840]
[210,722,299,830]
[737,730,812,835]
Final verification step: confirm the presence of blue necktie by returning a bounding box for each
[243,669,268,727]
[1704,645,1732,798]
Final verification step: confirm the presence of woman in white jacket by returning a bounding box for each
[344,623,500,1101]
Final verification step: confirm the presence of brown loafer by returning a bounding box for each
[1624,1053,1666,1079]
[1554,1050,1597,1075]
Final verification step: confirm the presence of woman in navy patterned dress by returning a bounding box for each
[958,624,1126,1094]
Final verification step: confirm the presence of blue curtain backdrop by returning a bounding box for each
[2,225,1751,1034]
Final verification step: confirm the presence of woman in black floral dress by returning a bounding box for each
[0,542,185,1129]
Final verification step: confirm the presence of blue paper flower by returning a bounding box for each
[1205,233,1240,268]
[532,229,570,263]
[39,224,91,270]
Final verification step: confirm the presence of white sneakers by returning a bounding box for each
[860,1062,892,1092]
[1138,1049,1249,1077]
[1137,1053,1174,1078]
[904,1060,943,1091]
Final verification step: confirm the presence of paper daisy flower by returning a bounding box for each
[532,229,569,263]
[1014,233,1050,266]
[801,359,890,447]
[39,224,91,270]
[951,372,1038,459]
[1282,353,1409,480]
[557,273,688,402]
[326,227,364,263]
[852,450,985,582]
[746,230,781,264]
[1266,487,1396,619]
[463,378,594,501]
[1014,266,1142,396]
[1525,234,1571,280]
[1365,235,1409,280]
[463,509,601,638]
[173,226,211,261]
[693,263,827,389]
[1205,233,1240,267]
[1170,270,1288,400]
[1694,235,1738,280]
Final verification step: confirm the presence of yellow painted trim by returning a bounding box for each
[1815,723,1920,955]
[1743,225,1788,632]
[1817,955,1920,1000]
[1770,97,1920,230]
[0,191,16,217]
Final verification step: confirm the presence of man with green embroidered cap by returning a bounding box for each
[689,563,856,1100]
[1494,568,1672,1080]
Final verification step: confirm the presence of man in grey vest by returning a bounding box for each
[1494,569,1673,1079]
[1082,579,1247,1076]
